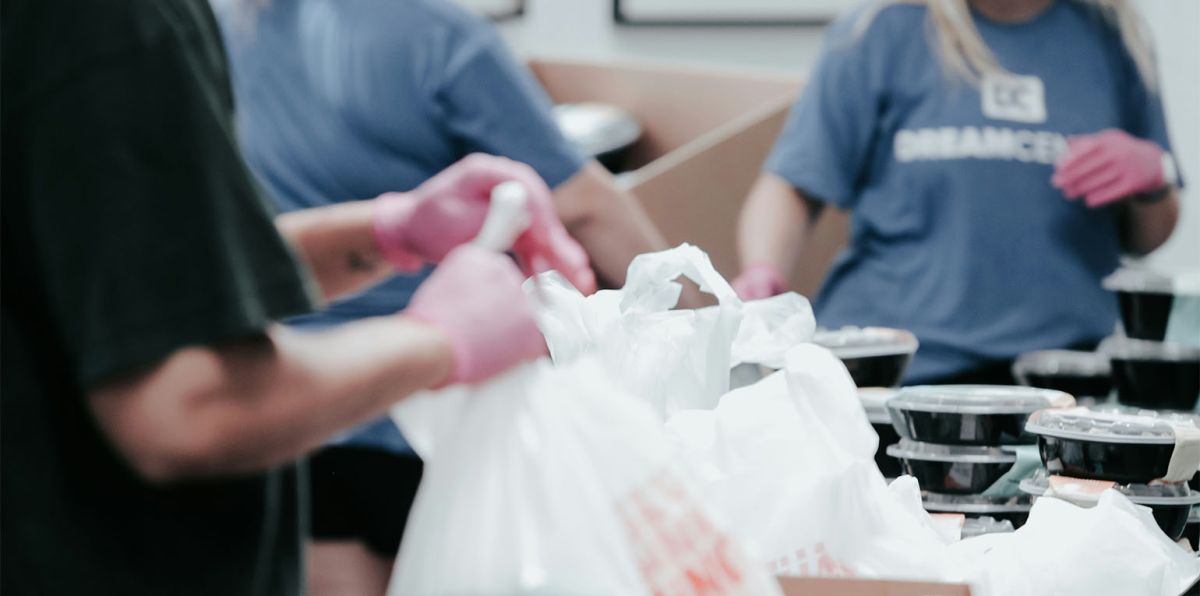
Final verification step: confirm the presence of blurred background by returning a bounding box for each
[455,0,1198,273]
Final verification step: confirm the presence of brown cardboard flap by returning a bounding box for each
[528,58,849,296]
[626,100,792,279]
[529,59,798,170]
[778,576,973,596]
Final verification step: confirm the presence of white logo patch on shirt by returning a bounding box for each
[981,74,1047,124]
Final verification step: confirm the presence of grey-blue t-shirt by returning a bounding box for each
[215,0,584,450]
[765,1,1177,383]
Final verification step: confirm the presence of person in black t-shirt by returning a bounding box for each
[0,1,581,594]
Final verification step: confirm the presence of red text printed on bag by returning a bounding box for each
[1048,475,1116,504]
[616,468,759,596]
[930,513,967,528]
[765,543,855,577]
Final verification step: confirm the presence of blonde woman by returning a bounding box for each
[735,0,1182,385]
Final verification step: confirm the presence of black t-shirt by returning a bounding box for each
[2,0,316,593]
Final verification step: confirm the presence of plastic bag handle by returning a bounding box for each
[618,243,742,314]
[473,181,531,253]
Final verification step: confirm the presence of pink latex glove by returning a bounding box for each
[732,262,787,301]
[372,153,597,293]
[1052,129,1168,208]
[404,244,546,385]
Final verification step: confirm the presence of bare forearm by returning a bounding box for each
[276,200,395,303]
[1122,188,1179,256]
[89,317,452,481]
[738,173,815,275]
[553,162,668,286]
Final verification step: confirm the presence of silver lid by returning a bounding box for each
[922,492,1032,514]
[1019,469,1200,506]
[1025,406,1200,445]
[553,103,642,159]
[889,385,1075,415]
[1103,267,1200,296]
[1099,336,1200,362]
[858,387,898,424]
[1012,350,1111,378]
[886,439,1017,463]
[812,326,919,359]
[961,516,1015,538]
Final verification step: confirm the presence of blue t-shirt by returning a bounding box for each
[216,0,585,451]
[765,1,1177,383]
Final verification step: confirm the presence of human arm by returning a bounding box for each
[87,245,543,483]
[1052,129,1180,255]
[734,173,827,298]
[275,200,392,303]
[277,153,598,304]
[551,162,669,287]
[1120,189,1179,256]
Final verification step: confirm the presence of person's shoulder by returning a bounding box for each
[826,1,927,53]
[3,0,209,108]
[342,0,493,42]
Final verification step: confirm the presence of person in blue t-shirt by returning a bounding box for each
[212,1,673,592]
[734,0,1182,386]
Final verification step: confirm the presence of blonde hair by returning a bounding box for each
[857,0,1158,91]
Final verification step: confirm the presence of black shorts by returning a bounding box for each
[307,445,423,557]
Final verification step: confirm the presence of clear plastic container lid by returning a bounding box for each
[1099,336,1200,362]
[961,516,1015,538]
[553,103,642,158]
[1019,469,1200,506]
[1025,406,1200,445]
[858,387,898,424]
[1012,350,1111,377]
[922,492,1033,513]
[886,439,1017,463]
[1103,267,1200,296]
[812,326,919,359]
[888,385,1075,415]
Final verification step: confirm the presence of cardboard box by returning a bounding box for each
[778,576,973,596]
[529,59,849,296]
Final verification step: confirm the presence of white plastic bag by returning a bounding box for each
[527,244,743,418]
[388,358,780,596]
[730,293,816,370]
[665,345,952,581]
[948,491,1200,596]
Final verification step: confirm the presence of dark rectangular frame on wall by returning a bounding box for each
[613,0,836,26]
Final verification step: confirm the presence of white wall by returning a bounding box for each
[497,0,1198,271]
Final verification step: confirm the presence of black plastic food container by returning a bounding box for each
[888,385,1075,446]
[922,493,1033,529]
[1020,469,1200,541]
[1013,350,1112,399]
[1101,338,1200,411]
[1103,268,1198,342]
[813,327,919,389]
[1185,509,1200,551]
[887,440,1016,494]
[1026,407,1200,484]
[860,388,902,478]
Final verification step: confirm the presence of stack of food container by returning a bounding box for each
[884,385,1076,528]
[1101,267,1200,412]
[1023,407,1200,543]
[1013,349,1113,406]
[812,326,919,479]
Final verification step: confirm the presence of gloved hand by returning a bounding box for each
[1052,129,1169,208]
[372,153,597,293]
[732,262,788,301]
[404,245,546,385]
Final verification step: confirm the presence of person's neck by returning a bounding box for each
[969,0,1056,23]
